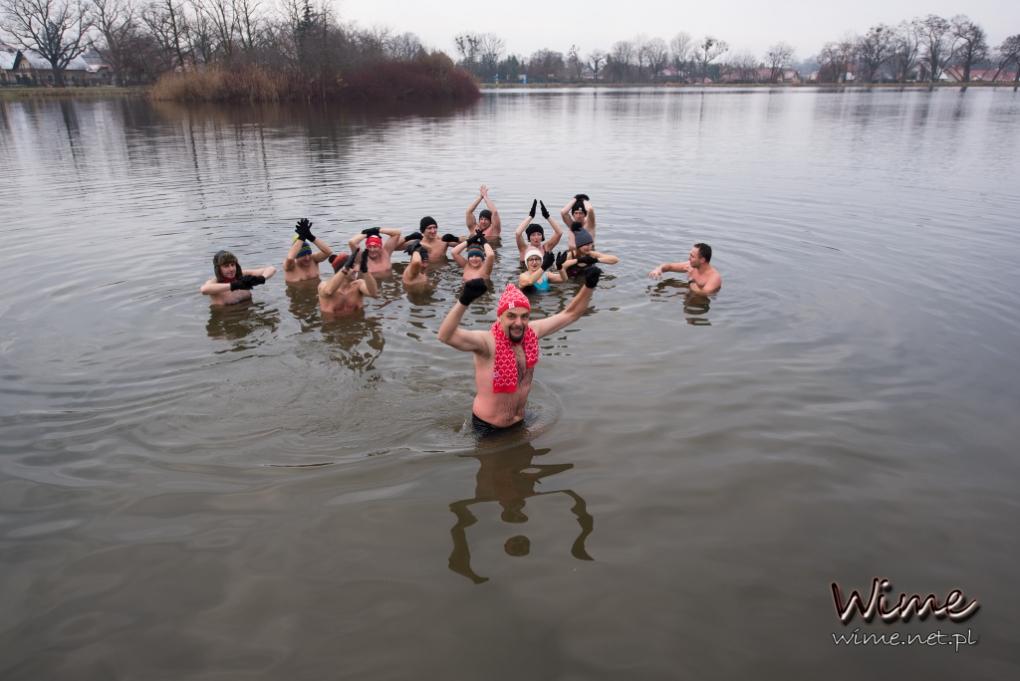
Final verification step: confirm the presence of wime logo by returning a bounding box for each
[830,578,980,652]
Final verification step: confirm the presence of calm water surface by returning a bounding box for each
[1,88,1019,679]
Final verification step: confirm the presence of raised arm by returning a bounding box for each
[541,201,563,250]
[311,237,333,262]
[321,268,352,297]
[200,278,231,295]
[451,240,468,267]
[481,243,496,276]
[437,279,490,353]
[583,200,596,234]
[480,185,500,231]
[465,191,484,230]
[377,227,403,253]
[560,198,574,225]
[284,238,304,271]
[530,268,601,338]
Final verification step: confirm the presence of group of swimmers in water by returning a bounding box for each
[200,186,722,435]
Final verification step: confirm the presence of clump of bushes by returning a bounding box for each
[149,54,479,104]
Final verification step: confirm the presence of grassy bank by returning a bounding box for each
[0,86,148,100]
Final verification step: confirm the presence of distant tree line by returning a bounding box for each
[0,0,477,101]
[452,14,1019,86]
[3,2,1018,91]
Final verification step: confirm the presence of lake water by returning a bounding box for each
[1,87,1019,679]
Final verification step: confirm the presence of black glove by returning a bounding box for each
[230,274,265,291]
[403,239,422,255]
[578,254,598,266]
[359,249,369,272]
[405,231,422,241]
[442,233,460,243]
[574,193,590,202]
[583,266,602,289]
[295,218,315,242]
[541,251,554,271]
[555,251,568,270]
[415,243,430,263]
[529,199,537,218]
[540,200,550,219]
[361,226,381,237]
[570,222,583,232]
[459,278,488,306]
[466,232,487,246]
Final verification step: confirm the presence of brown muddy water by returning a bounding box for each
[1,88,1019,680]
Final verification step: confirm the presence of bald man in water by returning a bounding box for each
[438,270,602,436]
[648,242,722,294]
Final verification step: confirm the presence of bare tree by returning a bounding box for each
[142,0,190,69]
[727,51,758,82]
[608,39,634,82]
[89,0,138,84]
[951,15,988,83]
[385,31,422,61]
[765,41,794,82]
[817,40,854,83]
[233,0,260,55]
[915,14,957,84]
[1,0,92,85]
[993,34,1020,84]
[566,44,583,81]
[453,31,479,68]
[890,20,921,82]
[694,35,727,82]
[526,48,564,83]
[193,0,235,61]
[477,32,503,80]
[670,31,692,80]
[641,37,668,82]
[855,24,893,83]
[587,49,605,82]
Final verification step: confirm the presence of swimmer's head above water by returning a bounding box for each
[213,250,241,282]
[466,248,485,266]
[365,235,383,258]
[574,228,594,254]
[478,209,493,230]
[293,236,313,262]
[524,247,544,272]
[497,283,531,343]
[420,216,438,234]
[525,223,544,247]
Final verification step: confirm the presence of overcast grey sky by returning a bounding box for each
[337,0,1018,62]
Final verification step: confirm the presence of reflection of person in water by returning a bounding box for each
[205,301,281,342]
[448,442,595,584]
[320,312,385,372]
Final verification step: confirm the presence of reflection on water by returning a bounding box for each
[320,313,385,372]
[448,441,594,584]
[205,301,281,346]
[2,89,1020,679]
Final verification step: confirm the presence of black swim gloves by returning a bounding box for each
[529,199,537,218]
[230,274,266,291]
[583,266,602,289]
[459,278,488,306]
[295,218,315,242]
[361,227,381,237]
[540,200,550,219]
[541,251,555,271]
[442,234,460,243]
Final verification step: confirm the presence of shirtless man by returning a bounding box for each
[438,270,601,435]
[648,243,722,294]
[466,185,502,238]
[515,199,564,265]
[560,194,596,247]
[284,218,333,283]
[347,227,403,277]
[451,233,496,281]
[318,249,378,315]
[408,215,461,262]
[200,250,277,306]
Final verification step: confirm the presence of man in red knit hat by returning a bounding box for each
[438,269,602,436]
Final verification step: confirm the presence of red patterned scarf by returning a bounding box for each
[490,321,539,393]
